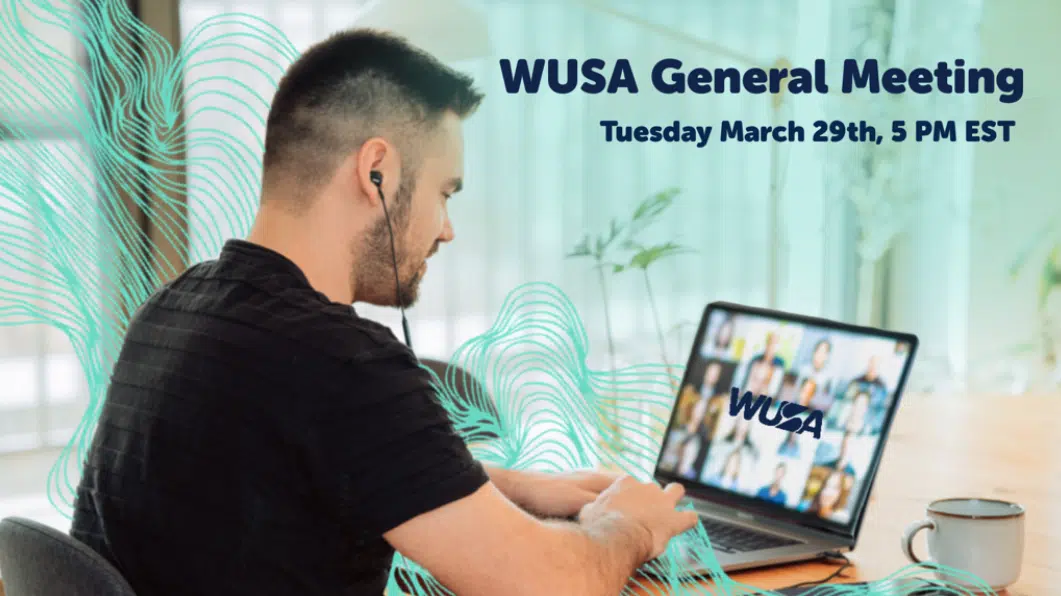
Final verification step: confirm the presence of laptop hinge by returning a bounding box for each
[703,501,852,544]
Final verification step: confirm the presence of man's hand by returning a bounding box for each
[486,466,622,518]
[580,476,698,560]
[384,475,697,596]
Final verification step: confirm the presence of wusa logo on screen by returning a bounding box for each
[728,387,825,439]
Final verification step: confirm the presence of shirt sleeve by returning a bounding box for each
[302,345,490,536]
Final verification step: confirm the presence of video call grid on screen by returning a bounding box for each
[657,306,914,526]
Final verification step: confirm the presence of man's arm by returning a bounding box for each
[317,349,694,595]
[481,465,620,519]
[385,477,690,596]
[482,465,522,500]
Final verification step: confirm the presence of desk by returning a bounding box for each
[5,395,1051,596]
[627,394,1060,595]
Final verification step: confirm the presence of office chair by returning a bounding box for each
[419,358,500,440]
[0,516,137,596]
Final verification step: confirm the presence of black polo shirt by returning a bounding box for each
[70,239,489,595]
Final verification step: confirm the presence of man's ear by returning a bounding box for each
[355,136,402,206]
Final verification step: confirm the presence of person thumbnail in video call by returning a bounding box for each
[659,309,911,524]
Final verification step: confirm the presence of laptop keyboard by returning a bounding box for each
[699,517,802,553]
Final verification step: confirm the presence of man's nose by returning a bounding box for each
[439,213,455,243]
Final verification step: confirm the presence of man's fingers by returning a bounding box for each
[669,510,700,536]
[662,482,686,503]
[556,488,600,513]
[578,470,624,492]
[572,488,600,505]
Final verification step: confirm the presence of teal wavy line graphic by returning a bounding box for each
[405,282,996,596]
[0,1,995,594]
[0,0,298,513]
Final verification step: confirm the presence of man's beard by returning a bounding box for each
[356,199,435,308]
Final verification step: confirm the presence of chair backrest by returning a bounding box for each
[0,517,137,596]
[420,358,500,439]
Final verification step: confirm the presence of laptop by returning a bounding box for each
[650,301,918,574]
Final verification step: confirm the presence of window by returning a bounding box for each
[179,0,855,374]
[0,2,95,454]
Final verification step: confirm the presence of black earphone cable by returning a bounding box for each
[779,552,853,590]
[780,555,952,595]
[753,551,955,595]
[370,171,413,349]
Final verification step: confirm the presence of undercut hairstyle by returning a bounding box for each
[261,29,484,209]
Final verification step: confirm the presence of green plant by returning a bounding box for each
[567,187,692,387]
[614,189,692,379]
[668,319,698,353]
[566,216,626,450]
[566,217,626,380]
[615,241,692,373]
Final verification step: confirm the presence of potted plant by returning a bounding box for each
[566,188,692,454]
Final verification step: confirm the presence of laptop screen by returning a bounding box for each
[655,304,916,529]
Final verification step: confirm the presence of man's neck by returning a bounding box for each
[248,207,356,304]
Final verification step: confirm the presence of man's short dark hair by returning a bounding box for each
[262,29,484,206]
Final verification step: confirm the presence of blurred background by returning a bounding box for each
[1,0,1057,530]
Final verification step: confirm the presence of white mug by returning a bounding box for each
[901,498,1025,590]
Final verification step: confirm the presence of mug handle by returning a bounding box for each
[901,519,935,564]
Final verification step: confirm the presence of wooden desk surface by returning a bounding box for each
[2,395,1054,596]
[628,393,1060,595]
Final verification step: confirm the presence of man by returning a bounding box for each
[700,360,723,398]
[69,29,697,596]
[818,432,858,477]
[850,354,887,396]
[750,332,785,369]
[742,332,785,395]
[828,390,871,435]
[845,355,888,433]
[800,338,835,411]
[755,462,788,505]
[674,361,724,477]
